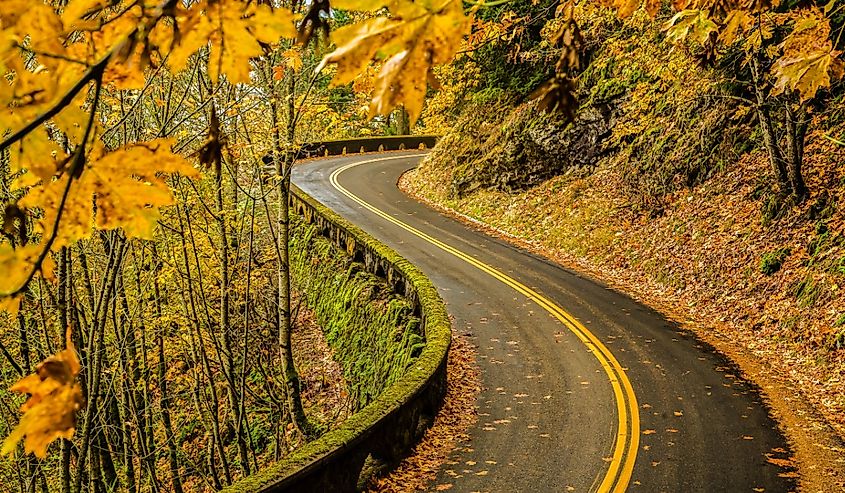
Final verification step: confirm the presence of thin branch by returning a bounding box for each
[2,77,103,297]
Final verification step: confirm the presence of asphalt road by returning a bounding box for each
[292,151,797,493]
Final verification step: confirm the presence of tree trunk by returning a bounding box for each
[396,105,411,135]
[784,99,809,201]
[151,244,185,493]
[751,56,791,195]
[271,66,311,438]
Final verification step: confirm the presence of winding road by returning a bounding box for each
[292,151,796,493]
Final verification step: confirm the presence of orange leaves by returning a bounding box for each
[2,330,83,458]
[318,0,471,125]
[273,48,303,80]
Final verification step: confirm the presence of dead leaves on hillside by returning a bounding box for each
[2,330,83,458]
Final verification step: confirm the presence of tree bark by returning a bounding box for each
[751,57,791,195]
[784,99,809,201]
[269,65,310,437]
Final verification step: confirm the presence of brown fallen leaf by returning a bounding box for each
[435,484,454,491]
[643,429,657,435]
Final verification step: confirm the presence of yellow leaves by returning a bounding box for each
[319,0,471,125]
[644,0,662,18]
[2,330,83,459]
[19,138,198,256]
[332,0,388,11]
[61,0,110,29]
[616,0,642,19]
[8,127,65,180]
[601,0,660,19]
[772,8,843,101]
[0,244,44,298]
[273,48,303,79]
[719,10,754,45]
[664,10,718,45]
[772,50,842,101]
[0,1,64,54]
[84,139,200,239]
[154,0,296,84]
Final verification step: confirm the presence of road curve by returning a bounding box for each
[292,151,796,493]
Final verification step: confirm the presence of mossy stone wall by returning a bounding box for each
[290,216,425,410]
[224,175,451,493]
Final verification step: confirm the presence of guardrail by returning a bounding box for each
[300,135,439,157]
[226,139,450,493]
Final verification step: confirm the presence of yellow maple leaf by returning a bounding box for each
[0,243,43,296]
[282,48,302,72]
[331,0,388,11]
[616,0,642,19]
[664,9,718,45]
[8,128,66,180]
[153,0,296,83]
[20,138,199,249]
[772,49,842,100]
[772,9,842,100]
[2,329,83,459]
[85,138,200,238]
[719,10,754,45]
[319,0,471,125]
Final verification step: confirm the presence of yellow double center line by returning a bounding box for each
[328,155,639,492]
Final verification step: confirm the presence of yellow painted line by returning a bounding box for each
[327,154,639,492]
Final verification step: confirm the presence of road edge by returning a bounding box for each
[397,169,845,493]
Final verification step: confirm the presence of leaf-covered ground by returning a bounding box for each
[366,331,481,492]
[402,132,845,491]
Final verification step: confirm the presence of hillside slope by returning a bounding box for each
[405,6,845,488]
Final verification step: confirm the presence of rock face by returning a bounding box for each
[451,102,616,197]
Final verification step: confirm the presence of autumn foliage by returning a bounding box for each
[1,0,844,491]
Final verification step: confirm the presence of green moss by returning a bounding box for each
[760,248,790,276]
[224,185,451,493]
[589,77,627,105]
[793,275,821,307]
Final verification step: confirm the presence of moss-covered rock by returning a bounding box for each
[442,101,616,197]
[290,219,423,409]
